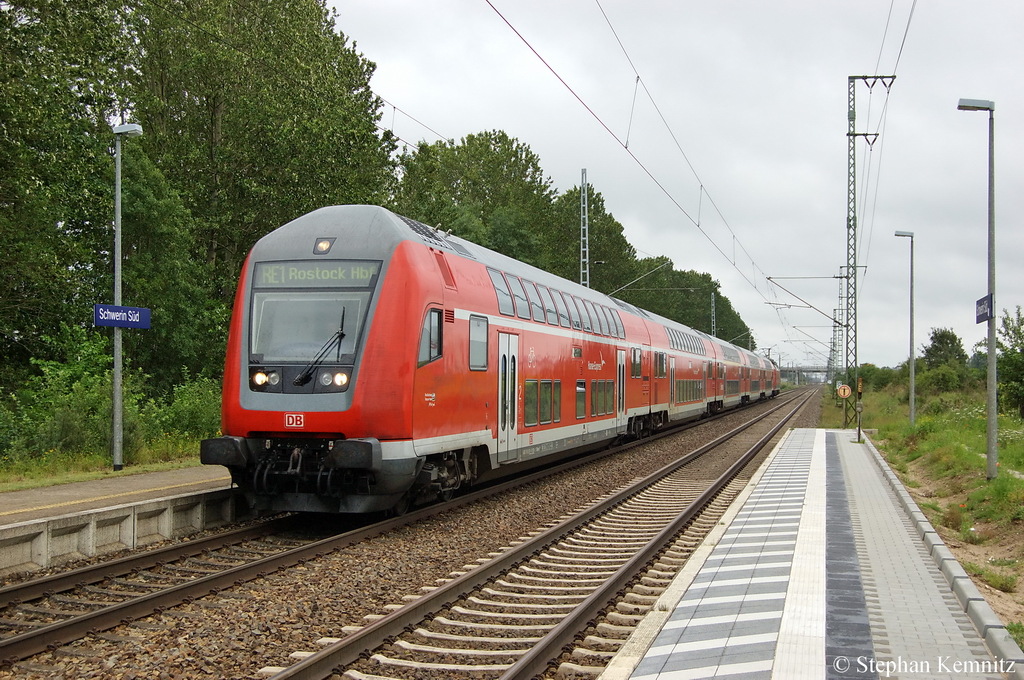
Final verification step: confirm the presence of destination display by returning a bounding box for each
[253,260,382,288]
[94,304,151,329]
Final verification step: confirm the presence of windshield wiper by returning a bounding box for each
[293,308,346,387]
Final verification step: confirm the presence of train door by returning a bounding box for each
[669,357,676,406]
[704,360,714,400]
[497,333,519,463]
[616,349,627,433]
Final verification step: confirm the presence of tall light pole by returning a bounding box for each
[957,98,996,480]
[112,123,143,471]
[895,231,915,426]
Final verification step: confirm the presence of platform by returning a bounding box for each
[0,465,242,576]
[0,464,231,528]
[602,429,1024,680]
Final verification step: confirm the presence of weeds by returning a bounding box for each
[0,332,219,484]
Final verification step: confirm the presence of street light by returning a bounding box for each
[895,231,915,426]
[957,97,996,480]
[112,123,142,471]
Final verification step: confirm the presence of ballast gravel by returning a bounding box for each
[3,394,820,679]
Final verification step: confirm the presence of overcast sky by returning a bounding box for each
[331,1,1023,371]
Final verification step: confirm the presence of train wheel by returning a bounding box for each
[390,492,412,517]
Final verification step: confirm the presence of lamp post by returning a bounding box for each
[957,98,996,480]
[895,231,915,426]
[112,123,143,471]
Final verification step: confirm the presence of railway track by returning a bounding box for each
[262,389,814,680]
[0,389,812,675]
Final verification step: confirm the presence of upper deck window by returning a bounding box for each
[559,291,581,330]
[522,280,546,322]
[573,296,592,332]
[487,268,515,316]
[550,289,571,328]
[537,285,559,325]
[505,275,532,320]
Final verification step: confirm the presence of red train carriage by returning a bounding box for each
[201,205,779,514]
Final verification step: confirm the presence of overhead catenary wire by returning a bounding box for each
[484,0,774,307]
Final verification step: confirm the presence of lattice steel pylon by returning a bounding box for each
[580,168,590,288]
[844,75,894,428]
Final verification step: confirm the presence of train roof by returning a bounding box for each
[257,206,769,368]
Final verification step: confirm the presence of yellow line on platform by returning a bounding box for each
[0,477,231,517]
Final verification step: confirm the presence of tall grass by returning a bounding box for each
[826,384,1024,529]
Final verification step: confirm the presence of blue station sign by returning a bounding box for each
[976,294,993,325]
[94,304,151,329]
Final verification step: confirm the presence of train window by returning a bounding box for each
[417,309,442,367]
[576,380,586,418]
[655,352,667,378]
[500,356,507,431]
[557,378,565,421]
[591,380,598,416]
[598,307,610,337]
[469,315,488,370]
[540,380,552,424]
[605,380,614,414]
[609,308,624,338]
[561,291,582,330]
[549,288,571,327]
[574,296,593,333]
[631,348,642,378]
[506,275,531,319]
[583,300,603,335]
[590,301,608,335]
[537,285,559,325]
[487,268,515,316]
[524,380,539,427]
[522,280,546,323]
[509,355,517,426]
[553,380,561,422]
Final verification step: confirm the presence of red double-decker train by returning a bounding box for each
[201,205,779,514]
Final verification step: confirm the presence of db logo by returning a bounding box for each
[284,413,305,429]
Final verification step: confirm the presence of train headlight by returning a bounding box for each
[251,369,281,391]
[317,370,349,391]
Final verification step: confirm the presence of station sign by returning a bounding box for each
[976,294,993,324]
[94,304,151,329]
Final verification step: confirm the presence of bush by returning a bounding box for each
[148,374,221,439]
[918,364,961,395]
[0,325,221,473]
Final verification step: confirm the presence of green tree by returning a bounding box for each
[547,186,638,294]
[117,148,229,391]
[997,306,1024,418]
[392,130,555,266]
[921,328,969,371]
[134,0,396,297]
[0,0,134,384]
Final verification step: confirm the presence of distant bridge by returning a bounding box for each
[780,365,828,384]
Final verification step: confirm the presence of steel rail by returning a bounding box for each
[500,391,811,679]
[0,518,292,608]
[0,389,807,669]
[269,390,812,679]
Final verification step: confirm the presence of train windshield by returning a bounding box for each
[249,260,381,363]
